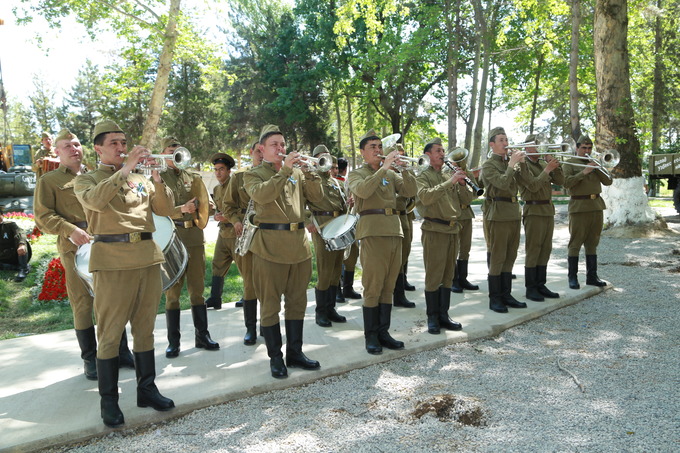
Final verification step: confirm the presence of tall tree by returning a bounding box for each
[29,76,58,134]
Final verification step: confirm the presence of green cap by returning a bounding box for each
[488,127,506,142]
[426,137,443,146]
[360,128,378,141]
[210,152,235,169]
[524,134,537,144]
[160,136,181,150]
[41,131,52,139]
[55,128,77,143]
[312,144,329,157]
[577,135,593,146]
[92,120,124,141]
[259,124,282,143]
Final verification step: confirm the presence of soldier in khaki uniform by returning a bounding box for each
[244,125,324,379]
[160,137,220,358]
[74,120,175,428]
[305,145,347,328]
[392,144,417,307]
[348,130,417,355]
[562,135,612,289]
[34,128,135,380]
[416,138,468,334]
[481,127,527,313]
[32,132,58,177]
[516,134,564,301]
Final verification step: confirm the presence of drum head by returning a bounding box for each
[320,215,357,240]
[152,214,174,250]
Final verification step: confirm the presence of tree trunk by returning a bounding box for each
[139,0,181,148]
[594,0,655,226]
[529,52,543,134]
[471,38,491,169]
[569,0,582,141]
[346,93,356,168]
[651,0,664,154]
[445,0,461,150]
[465,26,481,155]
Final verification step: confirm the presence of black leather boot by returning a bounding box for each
[335,280,346,303]
[235,298,244,308]
[342,270,362,299]
[438,287,463,330]
[14,254,29,282]
[118,329,135,369]
[458,260,479,290]
[262,323,287,378]
[488,274,508,313]
[75,326,98,380]
[165,309,181,358]
[204,276,224,310]
[424,290,440,334]
[377,304,404,350]
[525,267,545,302]
[585,255,607,286]
[327,286,347,323]
[403,262,416,291]
[393,273,416,308]
[568,256,580,289]
[191,305,220,350]
[98,357,124,427]
[243,299,258,345]
[134,350,175,411]
[501,272,527,308]
[285,319,320,370]
[362,306,382,355]
[450,262,463,293]
[314,288,332,327]
[536,265,559,298]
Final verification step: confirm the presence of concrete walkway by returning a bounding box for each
[0,211,608,452]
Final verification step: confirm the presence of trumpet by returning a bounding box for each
[278,152,333,172]
[124,147,192,175]
[381,154,430,174]
[443,148,484,196]
[559,149,619,176]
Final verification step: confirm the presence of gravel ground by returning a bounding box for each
[44,211,680,453]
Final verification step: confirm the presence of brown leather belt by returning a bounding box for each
[73,221,87,229]
[492,197,518,203]
[524,200,551,205]
[424,217,457,227]
[173,220,195,228]
[94,232,153,243]
[312,210,344,217]
[571,194,600,200]
[359,209,406,216]
[258,222,305,231]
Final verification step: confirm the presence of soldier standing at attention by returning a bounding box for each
[562,135,612,289]
[160,136,220,358]
[74,120,176,428]
[515,134,564,301]
[34,128,136,380]
[415,138,467,334]
[244,125,324,378]
[348,129,417,355]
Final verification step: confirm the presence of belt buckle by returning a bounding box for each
[511,197,517,202]
[184,220,193,228]
[590,194,597,199]
[385,208,393,215]
[129,232,141,243]
[449,220,456,227]
[333,211,339,217]
[290,223,299,231]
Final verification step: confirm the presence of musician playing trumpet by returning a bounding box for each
[305,145,347,328]
[515,134,564,301]
[416,138,468,334]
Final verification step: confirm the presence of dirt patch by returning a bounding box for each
[412,394,486,426]
[604,218,679,239]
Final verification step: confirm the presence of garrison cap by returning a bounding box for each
[259,124,282,143]
[313,144,329,157]
[55,128,77,143]
[41,131,52,139]
[360,129,378,141]
[161,136,181,150]
[426,137,443,146]
[524,134,537,144]
[210,152,235,169]
[92,120,124,141]
[577,135,593,146]
[488,127,506,142]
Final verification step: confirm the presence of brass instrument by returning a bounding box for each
[235,199,257,256]
[124,147,192,175]
[278,152,333,172]
[560,149,620,177]
[443,148,484,196]
[381,154,430,174]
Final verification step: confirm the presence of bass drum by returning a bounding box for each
[74,214,188,295]
[320,214,358,252]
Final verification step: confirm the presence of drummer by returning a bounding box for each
[305,146,348,328]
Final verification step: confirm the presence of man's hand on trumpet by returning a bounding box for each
[381,150,400,171]
[283,151,302,169]
[121,145,151,177]
[508,149,526,167]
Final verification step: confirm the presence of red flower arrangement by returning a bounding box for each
[38,258,68,301]
[3,211,43,242]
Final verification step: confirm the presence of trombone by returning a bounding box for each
[558,149,619,177]
[278,152,333,172]
[124,147,192,175]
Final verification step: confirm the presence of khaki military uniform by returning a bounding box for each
[396,194,415,273]
[456,170,479,261]
[481,154,521,275]
[307,172,347,290]
[516,159,565,266]
[348,164,417,307]
[34,165,93,329]
[74,164,174,359]
[160,169,206,309]
[32,146,58,177]
[244,162,323,327]
[562,158,613,256]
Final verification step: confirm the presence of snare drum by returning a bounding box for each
[74,214,188,294]
[319,214,358,251]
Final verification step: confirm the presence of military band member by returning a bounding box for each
[334,157,361,303]
[392,143,416,307]
[159,137,219,358]
[306,145,347,328]
[416,138,467,334]
[244,125,324,378]
[481,127,527,313]
[74,120,175,428]
[32,131,58,177]
[34,128,137,380]
[348,129,417,355]
[562,135,612,289]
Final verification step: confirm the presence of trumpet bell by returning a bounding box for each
[170,147,192,169]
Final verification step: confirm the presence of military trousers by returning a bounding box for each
[359,236,402,308]
[422,230,458,291]
[311,232,343,290]
[62,248,95,330]
[165,244,205,309]
[343,241,359,272]
[523,215,554,267]
[487,219,521,275]
[568,211,603,256]
[399,215,413,272]
[457,218,473,261]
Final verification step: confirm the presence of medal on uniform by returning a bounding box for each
[127,180,147,197]
[381,177,389,186]
[288,177,297,185]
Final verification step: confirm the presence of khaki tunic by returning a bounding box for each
[34,165,94,329]
[223,170,255,300]
[348,164,417,307]
[396,194,415,271]
[32,146,58,177]
[160,169,206,309]
[74,164,174,359]
[481,154,521,275]
[562,157,613,256]
[516,159,565,267]
[456,171,479,260]
[244,162,323,326]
